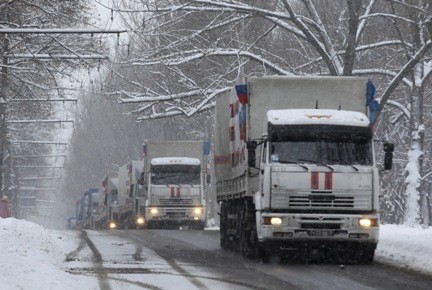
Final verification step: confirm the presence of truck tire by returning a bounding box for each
[220,202,230,249]
[240,199,259,259]
[356,244,375,264]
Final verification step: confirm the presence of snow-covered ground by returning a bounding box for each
[1,218,431,289]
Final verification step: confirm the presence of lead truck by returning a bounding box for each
[214,76,393,263]
[143,141,209,229]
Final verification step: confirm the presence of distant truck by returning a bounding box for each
[214,76,393,263]
[107,161,145,229]
[75,188,99,229]
[143,141,210,229]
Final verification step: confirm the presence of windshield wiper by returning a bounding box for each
[330,160,359,172]
[297,159,334,171]
[324,158,359,172]
[277,160,309,171]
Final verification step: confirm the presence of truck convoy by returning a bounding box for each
[214,76,393,263]
[72,141,209,230]
[143,141,209,229]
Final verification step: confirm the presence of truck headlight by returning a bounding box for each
[150,208,158,214]
[108,221,117,229]
[136,217,145,225]
[271,217,283,225]
[359,218,378,228]
[263,217,283,225]
[194,208,202,215]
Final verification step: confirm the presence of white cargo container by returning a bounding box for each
[143,141,209,229]
[214,76,393,263]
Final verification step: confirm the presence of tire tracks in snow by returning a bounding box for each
[81,230,112,290]
[127,231,210,290]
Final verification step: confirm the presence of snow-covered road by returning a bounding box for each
[2,218,432,289]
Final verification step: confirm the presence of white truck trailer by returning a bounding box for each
[143,141,209,229]
[214,76,393,263]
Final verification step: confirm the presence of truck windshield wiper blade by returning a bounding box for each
[277,160,308,170]
[325,158,359,172]
[297,159,334,171]
[335,161,359,171]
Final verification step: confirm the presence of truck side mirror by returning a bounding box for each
[206,174,211,184]
[246,140,257,167]
[383,142,394,170]
[248,147,256,168]
[138,172,145,185]
[383,142,394,153]
[246,140,257,150]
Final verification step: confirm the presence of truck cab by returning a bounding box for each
[145,157,206,229]
[249,109,387,261]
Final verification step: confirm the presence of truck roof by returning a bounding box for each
[268,109,370,127]
[151,157,201,166]
[248,76,369,140]
[143,141,206,168]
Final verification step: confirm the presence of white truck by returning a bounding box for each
[214,76,393,263]
[108,161,145,229]
[143,141,209,229]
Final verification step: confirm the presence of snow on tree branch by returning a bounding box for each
[132,49,293,76]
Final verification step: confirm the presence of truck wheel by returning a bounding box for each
[220,202,230,249]
[147,221,157,229]
[240,200,259,259]
[356,244,375,264]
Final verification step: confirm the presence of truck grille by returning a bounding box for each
[165,209,187,218]
[289,195,354,208]
[160,198,193,206]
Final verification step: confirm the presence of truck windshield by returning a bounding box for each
[270,140,372,166]
[151,164,201,185]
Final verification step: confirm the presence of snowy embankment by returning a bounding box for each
[1,218,432,289]
[0,218,96,290]
[375,224,432,275]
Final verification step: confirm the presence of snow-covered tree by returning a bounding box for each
[104,0,432,225]
[372,1,432,226]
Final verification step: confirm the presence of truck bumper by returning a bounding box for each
[258,212,379,245]
[145,206,206,224]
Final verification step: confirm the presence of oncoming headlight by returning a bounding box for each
[150,208,158,214]
[108,221,117,229]
[359,218,378,228]
[194,208,202,215]
[136,217,145,225]
[264,217,282,225]
[271,217,282,225]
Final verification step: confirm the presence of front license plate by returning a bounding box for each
[308,230,334,236]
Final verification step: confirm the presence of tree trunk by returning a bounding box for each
[403,79,424,226]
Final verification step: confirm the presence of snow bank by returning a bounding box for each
[376,224,432,275]
[205,217,220,231]
[0,218,95,290]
